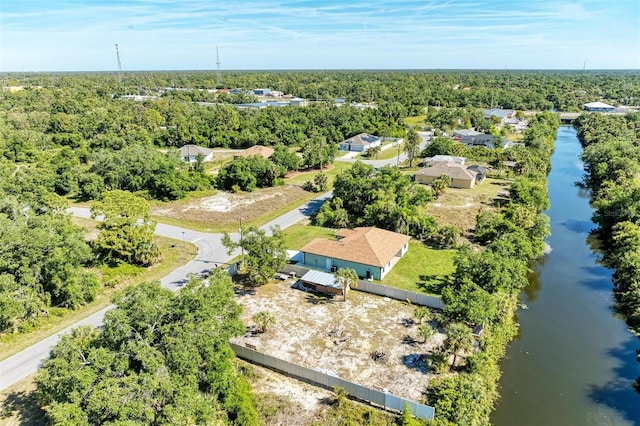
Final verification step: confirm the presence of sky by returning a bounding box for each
[0,0,639,72]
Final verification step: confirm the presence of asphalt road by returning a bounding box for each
[0,190,331,391]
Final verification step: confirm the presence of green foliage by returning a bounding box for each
[302,133,337,170]
[36,274,258,425]
[217,155,285,192]
[253,311,276,333]
[431,174,451,199]
[222,225,288,286]
[303,172,329,193]
[576,112,640,388]
[0,195,97,332]
[90,190,160,266]
[335,268,359,301]
[404,128,421,167]
[320,162,434,238]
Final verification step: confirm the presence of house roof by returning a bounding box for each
[416,162,478,181]
[178,144,213,157]
[301,227,410,268]
[453,129,482,137]
[341,133,381,147]
[425,155,466,165]
[235,145,274,159]
[484,108,514,119]
[584,101,615,109]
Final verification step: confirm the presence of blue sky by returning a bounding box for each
[1,0,639,71]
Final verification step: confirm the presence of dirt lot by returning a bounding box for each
[426,177,511,234]
[151,185,309,228]
[233,280,445,403]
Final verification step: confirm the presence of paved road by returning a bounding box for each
[0,191,331,391]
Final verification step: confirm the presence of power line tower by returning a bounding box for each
[115,43,122,83]
[216,46,222,88]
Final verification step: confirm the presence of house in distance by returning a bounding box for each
[178,145,214,163]
[338,133,382,152]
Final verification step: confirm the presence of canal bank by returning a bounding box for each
[492,126,640,425]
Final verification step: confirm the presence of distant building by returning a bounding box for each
[424,155,466,165]
[415,162,481,189]
[179,145,214,163]
[459,134,495,148]
[583,101,615,112]
[338,133,382,152]
[484,109,515,125]
[234,145,274,160]
[252,88,272,96]
[453,129,482,139]
[289,97,308,107]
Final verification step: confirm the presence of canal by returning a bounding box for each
[492,126,640,425]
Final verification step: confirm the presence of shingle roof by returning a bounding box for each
[301,227,410,268]
[341,133,381,147]
[416,162,477,181]
[235,145,274,159]
[178,144,213,156]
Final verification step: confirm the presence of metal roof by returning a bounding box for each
[300,270,341,290]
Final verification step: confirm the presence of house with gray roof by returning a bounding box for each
[178,145,214,163]
[338,133,382,152]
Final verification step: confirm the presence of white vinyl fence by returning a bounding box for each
[231,343,435,420]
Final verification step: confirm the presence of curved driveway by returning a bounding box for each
[0,191,332,390]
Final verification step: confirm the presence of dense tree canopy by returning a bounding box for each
[36,273,259,425]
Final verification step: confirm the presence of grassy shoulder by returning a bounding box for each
[0,222,197,361]
[380,240,455,295]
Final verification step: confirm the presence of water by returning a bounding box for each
[492,126,640,426]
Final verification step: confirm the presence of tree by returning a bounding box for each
[404,128,421,167]
[302,134,337,171]
[418,323,436,343]
[431,174,451,198]
[335,268,358,301]
[253,311,276,333]
[222,225,287,286]
[90,190,159,266]
[443,322,475,370]
[367,144,382,159]
[36,276,259,425]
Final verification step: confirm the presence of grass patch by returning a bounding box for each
[380,240,455,295]
[283,161,351,187]
[403,115,427,127]
[0,229,197,361]
[282,224,337,250]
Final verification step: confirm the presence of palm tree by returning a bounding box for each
[443,322,474,370]
[413,306,433,324]
[253,311,276,333]
[417,323,436,344]
[335,268,359,301]
[368,144,382,160]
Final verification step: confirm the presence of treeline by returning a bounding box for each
[7,69,640,110]
[427,112,558,425]
[576,112,640,390]
[35,272,259,425]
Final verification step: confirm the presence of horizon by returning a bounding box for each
[1,0,639,72]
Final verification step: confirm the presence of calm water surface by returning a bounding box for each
[492,126,640,426]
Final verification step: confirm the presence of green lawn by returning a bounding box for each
[403,115,427,127]
[380,240,455,295]
[282,224,337,250]
[283,161,351,187]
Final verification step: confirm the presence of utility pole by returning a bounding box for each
[216,46,222,88]
[115,43,122,84]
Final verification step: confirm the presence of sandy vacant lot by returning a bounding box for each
[233,280,445,402]
[151,185,309,227]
